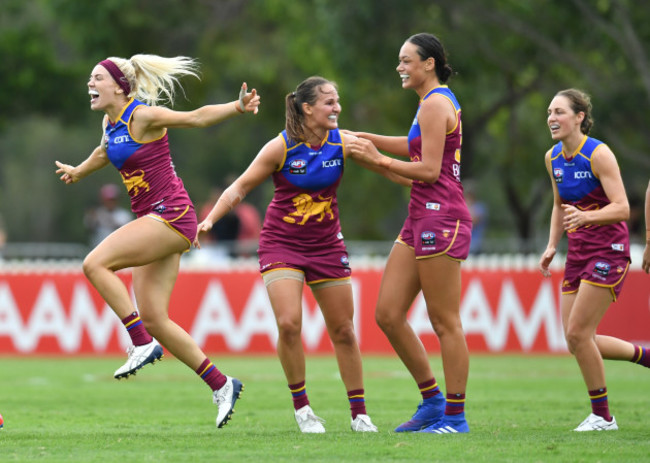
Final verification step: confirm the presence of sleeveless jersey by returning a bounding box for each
[550,136,630,259]
[258,129,345,251]
[407,86,471,222]
[103,98,192,216]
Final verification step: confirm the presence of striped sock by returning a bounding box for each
[195,358,227,392]
[632,345,650,368]
[347,389,367,419]
[121,312,152,346]
[418,378,441,400]
[445,393,466,416]
[589,387,612,421]
[289,381,310,411]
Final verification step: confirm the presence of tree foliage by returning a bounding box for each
[1,0,649,250]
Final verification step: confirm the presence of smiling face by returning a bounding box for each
[87,65,124,112]
[396,41,434,92]
[302,83,341,135]
[547,95,584,141]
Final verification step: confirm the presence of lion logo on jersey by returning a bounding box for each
[283,193,334,225]
[121,169,151,197]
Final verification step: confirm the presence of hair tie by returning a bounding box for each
[292,92,296,97]
[98,59,131,96]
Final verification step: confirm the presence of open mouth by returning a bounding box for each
[89,89,99,102]
[400,74,410,82]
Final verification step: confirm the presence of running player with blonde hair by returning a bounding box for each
[55,53,260,428]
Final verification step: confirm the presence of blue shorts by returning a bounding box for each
[397,215,472,260]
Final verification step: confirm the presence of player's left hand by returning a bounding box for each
[561,204,585,231]
[237,83,260,115]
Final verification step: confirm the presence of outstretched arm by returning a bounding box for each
[133,82,261,132]
[341,129,409,157]
[342,133,411,187]
[55,120,111,184]
[194,136,283,248]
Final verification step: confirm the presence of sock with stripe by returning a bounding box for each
[418,378,442,400]
[632,345,650,368]
[121,312,152,346]
[289,380,310,411]
[445,393,466,416]
[589,387,612,421]
[347,388,367,419]
[195,358,227,392]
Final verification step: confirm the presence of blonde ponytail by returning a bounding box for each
[107,54,200,106]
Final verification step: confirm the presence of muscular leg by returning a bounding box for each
[417,256,468,394]
[375,243,432,383]
[266,278,306,384]
[132,253,206,371]
[82,217,188,319]
[561,284,612,390]
[312,283,362,391]
[562,292,636,362]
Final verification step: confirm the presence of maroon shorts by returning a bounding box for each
[143,202,197,248]
[258,243,351,285]
[563,256,630,300]
[397,215,472,260]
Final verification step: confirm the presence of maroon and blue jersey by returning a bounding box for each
[103,98,193,217]
[550,135,630,260]
[407,86,471,222]
[258,129,346,252]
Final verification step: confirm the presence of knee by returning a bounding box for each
[82,254,101,281]
[329,321,356,346]
[428,312,462,338]
[564,326,587,354]
[375,304,402,333]
[276,316,302,343]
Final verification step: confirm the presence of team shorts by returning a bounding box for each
[144,202,197,249]
[562,255,630,301]
[258,244,351,285]
[397,215,472,260]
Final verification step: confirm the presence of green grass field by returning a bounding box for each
[0,354,648,462]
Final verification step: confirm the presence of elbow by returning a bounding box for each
[422,170,440,183]
[621,204,630,222]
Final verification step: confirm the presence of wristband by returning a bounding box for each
[236,85,246,113]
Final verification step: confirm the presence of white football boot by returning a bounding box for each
[213,376,244,428]
[574,413,618,431]
[295,405,326,433]
[114,339,163,379]
[351,414,378,432]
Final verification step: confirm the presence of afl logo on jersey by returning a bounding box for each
[421,231,436,246]
[594,261,610,277]
[289,159,307,175]
[553,167,563,183]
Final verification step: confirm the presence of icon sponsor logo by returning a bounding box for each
[574,171,593,179]
[322,159,342,168]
